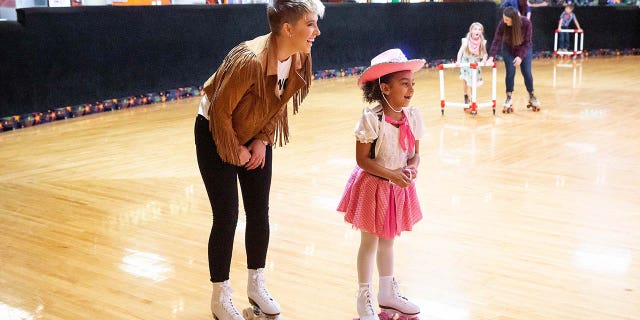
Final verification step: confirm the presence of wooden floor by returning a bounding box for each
[1,56,639,320]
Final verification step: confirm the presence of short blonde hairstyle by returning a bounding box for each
[267,0,325,36]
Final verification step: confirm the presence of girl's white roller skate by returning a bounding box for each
[242,268,282,320]
[211,281,245,320]
[502,93,514,114]
[526,92,541,112]
[353,284,380,320]
[377,277,420,320]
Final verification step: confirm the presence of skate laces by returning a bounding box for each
[358,287,376,315]
[251,269,274,303]
[218,283,241,316]
[391,279,411,304]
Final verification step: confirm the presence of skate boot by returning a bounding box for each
[243,268,281,320]
[463,94,471,114]
[356,284,379,320]
[502,93,514,114]
[211,281,244,320]
[527,93,541,112]
[378,277,420,320]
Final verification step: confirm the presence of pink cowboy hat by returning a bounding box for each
[358,48,426,88]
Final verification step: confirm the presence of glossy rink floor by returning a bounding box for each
[1,56,639,320]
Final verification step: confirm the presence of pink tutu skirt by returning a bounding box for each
[337,167,422,239]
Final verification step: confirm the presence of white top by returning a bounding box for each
[276,56,292,97]
[354,105,426,169]
[198,94,211,119]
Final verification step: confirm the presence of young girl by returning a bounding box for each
[337,48,425,320]
[456,22,488,113]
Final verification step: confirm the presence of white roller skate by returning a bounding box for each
[211,281,245,320]
[527,93,541,112]
[354,284,379,320]
[378,277,420,320]
[502,93,514,114]
[463,94,472,114]
[243,268,282,320]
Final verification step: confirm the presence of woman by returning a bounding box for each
[488,6,541,113]
[194,0,324,319]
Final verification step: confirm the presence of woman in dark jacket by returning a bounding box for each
[488,6,541,112]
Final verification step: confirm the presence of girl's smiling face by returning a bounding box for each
[381,70,416,109]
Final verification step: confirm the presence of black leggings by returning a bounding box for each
[194,115,272,283]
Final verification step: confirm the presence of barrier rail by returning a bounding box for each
[438,61,497,116]
[554,29,585,57]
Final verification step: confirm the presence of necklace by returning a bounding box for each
[382,93,402,113]
[378,77,402,113]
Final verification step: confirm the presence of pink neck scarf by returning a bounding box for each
[384,113,415,152]
[468,37,481,56]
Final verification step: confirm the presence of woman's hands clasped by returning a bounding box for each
[244,139,268,170]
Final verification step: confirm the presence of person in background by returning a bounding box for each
[488,6,541,113]
[501,0,532,19]
[456,22,489,114]
[557,3,582,52]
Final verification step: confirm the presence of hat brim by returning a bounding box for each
[358,59,426,88]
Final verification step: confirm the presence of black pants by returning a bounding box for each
[194,115,272,283]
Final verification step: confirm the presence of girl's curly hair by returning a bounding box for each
[361,73,394,104]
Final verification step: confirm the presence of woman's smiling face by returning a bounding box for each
[289,12,321,54]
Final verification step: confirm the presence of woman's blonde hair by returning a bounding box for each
[464,22,487,57]
[267,0,325,36]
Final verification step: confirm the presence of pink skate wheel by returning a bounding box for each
[378,312,391,320]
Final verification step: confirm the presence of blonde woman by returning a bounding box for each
[194,0,325,319]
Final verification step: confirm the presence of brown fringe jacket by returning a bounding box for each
[202,34,312,166]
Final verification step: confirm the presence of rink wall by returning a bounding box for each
[1,3,638,119]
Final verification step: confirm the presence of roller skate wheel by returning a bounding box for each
[378,312,392,320]
[243,308,257,319]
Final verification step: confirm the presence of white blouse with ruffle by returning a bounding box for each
[354,105,426,170]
